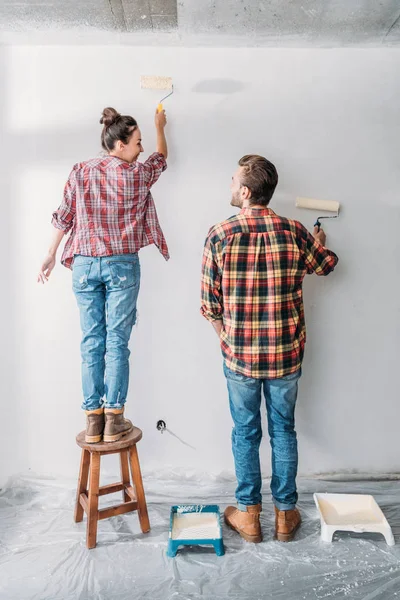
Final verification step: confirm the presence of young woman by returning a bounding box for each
[38,107,169,443]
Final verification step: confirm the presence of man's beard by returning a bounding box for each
[230,192,242,208]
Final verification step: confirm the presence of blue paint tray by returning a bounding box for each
[167,504,225,557]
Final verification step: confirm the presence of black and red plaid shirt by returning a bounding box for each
[52,153,169,269]
[201,207,339,379]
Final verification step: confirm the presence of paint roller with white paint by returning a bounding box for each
[296,197,340,231]
[140,75,174,113]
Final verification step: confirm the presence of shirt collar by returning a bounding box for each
[240,206,276,217]
[104,155,135,168]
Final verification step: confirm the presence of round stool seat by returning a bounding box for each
[76,427,143,452]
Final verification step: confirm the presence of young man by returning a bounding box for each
[201,155,338,543]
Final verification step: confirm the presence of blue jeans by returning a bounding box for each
[224,364,301,511]
[72,254,140,411]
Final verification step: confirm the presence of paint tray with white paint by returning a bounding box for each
[314,493,395,546]
[167,504,225,557]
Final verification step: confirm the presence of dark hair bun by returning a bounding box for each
[100,107,121,128]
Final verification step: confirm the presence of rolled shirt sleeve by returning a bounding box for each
[51,165,77,233]
[300,226,339,276]
[200,233,223,322]
[140,152,167,190]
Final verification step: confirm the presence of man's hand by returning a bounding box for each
[37,253,56,284]
[313,225,326,247]
[212,320,223,337]
[155,109,167,130]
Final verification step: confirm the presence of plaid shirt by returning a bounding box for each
[52,153,169,269]
[201,207,339,379]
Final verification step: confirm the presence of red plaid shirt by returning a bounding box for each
[52,153,169,269]
[201,207,339,379]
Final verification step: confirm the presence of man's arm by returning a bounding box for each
[211,319,223,337]
[301,225,339,276]
[200,234,224,335]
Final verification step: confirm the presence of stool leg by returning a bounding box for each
[119,450,131,503]
[74,449,90,523]
[87,452,101,549]
[129,445,150,533]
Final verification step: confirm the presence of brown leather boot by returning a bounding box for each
[103,407,133,443]
[274,506,301,542]
[224,504,262,543]
[85,407,104,443]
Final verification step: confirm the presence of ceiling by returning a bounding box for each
[0,0,399,46]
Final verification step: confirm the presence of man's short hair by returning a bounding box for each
[238,155,278,206]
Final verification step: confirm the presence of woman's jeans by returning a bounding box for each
[72,254,140,411]
[224,364,301,511]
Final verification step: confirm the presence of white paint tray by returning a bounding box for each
[167,504,224,557]
[171,511,220,540]
[314,493,395,546]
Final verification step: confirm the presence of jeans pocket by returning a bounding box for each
[108,260,139,290]
[224,364,256,385]
[72,261,92,290]
[281,368,302,381]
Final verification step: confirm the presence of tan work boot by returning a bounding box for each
[274,506,301,542]
[85,407,104,443]
[103,407,133,443]
[224,504,262,543]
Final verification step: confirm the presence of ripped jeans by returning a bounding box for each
[72,254,140,411]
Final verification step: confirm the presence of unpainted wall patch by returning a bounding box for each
[192,79,246,94]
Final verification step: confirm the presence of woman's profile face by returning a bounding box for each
[110,127,143,163]
[120,127,144,163]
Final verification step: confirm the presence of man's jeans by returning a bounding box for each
[224,364,301,511]
[72,254,140,411]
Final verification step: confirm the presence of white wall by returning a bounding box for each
[1,46,399,485]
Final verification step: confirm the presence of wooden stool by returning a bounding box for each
[74,427,150,549]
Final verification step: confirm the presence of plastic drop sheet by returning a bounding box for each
[1,473,400,600]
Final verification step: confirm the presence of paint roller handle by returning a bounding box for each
[314,219,321,232]
[157,103,163,113]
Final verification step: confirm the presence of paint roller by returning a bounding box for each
[296,197,340,231]
[140,75,174,113]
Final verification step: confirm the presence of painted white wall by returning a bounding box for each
[1,46,399,486]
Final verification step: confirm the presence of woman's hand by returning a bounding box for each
[37,253,56,284]
[155,109,167,130]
